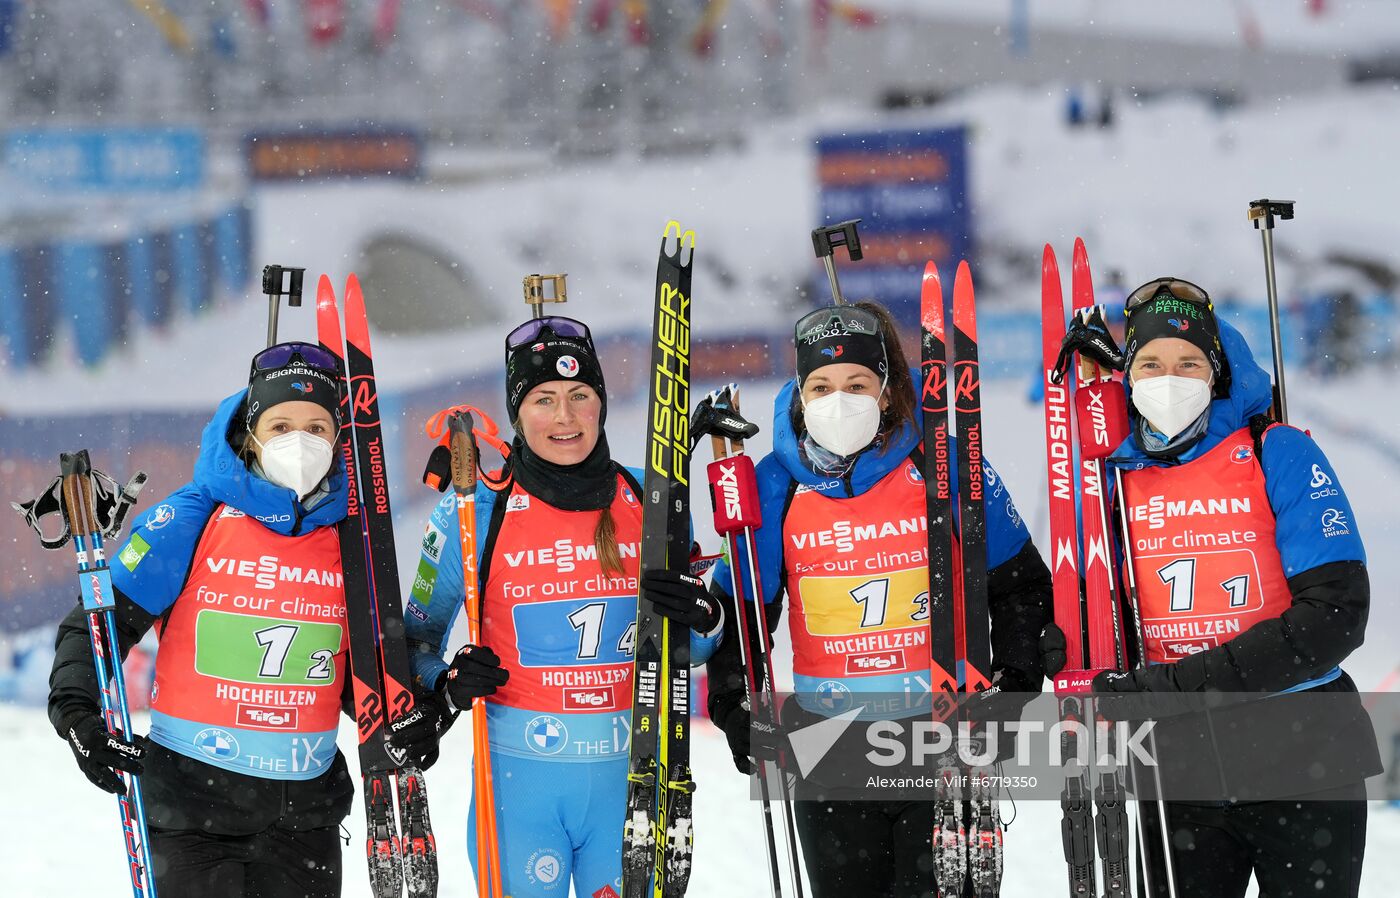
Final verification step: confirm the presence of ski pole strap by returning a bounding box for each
[423,404,510,491]
[11,463,147,549]
[690,384,759,452]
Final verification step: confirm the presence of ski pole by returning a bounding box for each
[1111,467,1181,898]
[443,409,505,898]
[15,451,156,897]
[522,273,568,320]
[261,264,305,346]
[1247,199,1295,424]
[811,219,863,306]
[695,385,805,898]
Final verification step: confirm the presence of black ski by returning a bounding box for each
[951,261,1003,898]
[921,261,968,897]
[623,221,696,898]
[318,274,437,898]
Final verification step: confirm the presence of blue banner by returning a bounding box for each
[56,240,110,366]
[0,0,16,57]
[815,126,973,324]
[2,200,251,369]
[4,127,205,193]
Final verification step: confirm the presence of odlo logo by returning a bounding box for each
[1309,464,1338,499]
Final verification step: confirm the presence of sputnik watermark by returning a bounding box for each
[861,719,1158,768]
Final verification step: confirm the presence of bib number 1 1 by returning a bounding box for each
[1156,559,1250,613]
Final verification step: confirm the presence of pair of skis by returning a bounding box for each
[920,260,1003,898]
[317,275,438,898]
[622,221,698,898]
[1040,240,1132,897]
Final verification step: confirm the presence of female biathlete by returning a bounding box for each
[1045,279,1379,898]
[47,343,438,896]
[404,315,725,897]
[704,301,1055,897]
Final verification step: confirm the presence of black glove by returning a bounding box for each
[1091,667,1204,723]
[642,570,722,634]
[388,690,455,770]
[1052,305,1124,384]
[714,698,754,775]
[62,710,147,795]
[1039,622,1068,677]
[444,645,510,711]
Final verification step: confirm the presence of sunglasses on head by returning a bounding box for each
[250,342,339,377]
[794,306,881,344]
[1125,278,1212,314]
[505,316,593,353]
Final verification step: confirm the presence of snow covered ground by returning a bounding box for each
[4,704,1398,898]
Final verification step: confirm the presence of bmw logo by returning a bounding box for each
[525,715,569,755]
[194,728,240,761]
[815,680,852,713]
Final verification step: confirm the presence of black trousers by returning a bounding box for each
[151,823,342,898]
[794,799,937,898]
[1137,792,1367,898]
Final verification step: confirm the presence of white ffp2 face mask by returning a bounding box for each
[253,430,334,499]
[1130,375,1212,439]
[802,390,882,457]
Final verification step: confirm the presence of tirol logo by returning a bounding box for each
[194,728,240,761]
[821,345,844,359]
[237,704,298,730]
[1231,445,1253,464]
[525,715,569,755]
[148,504,176,530]
[291,381,313,394]
[845,649,905,675]
[556,355,580,377]
[564,687,616,711]
[1163,636,1214,658]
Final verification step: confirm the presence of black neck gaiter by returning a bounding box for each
[508,432,619,512]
